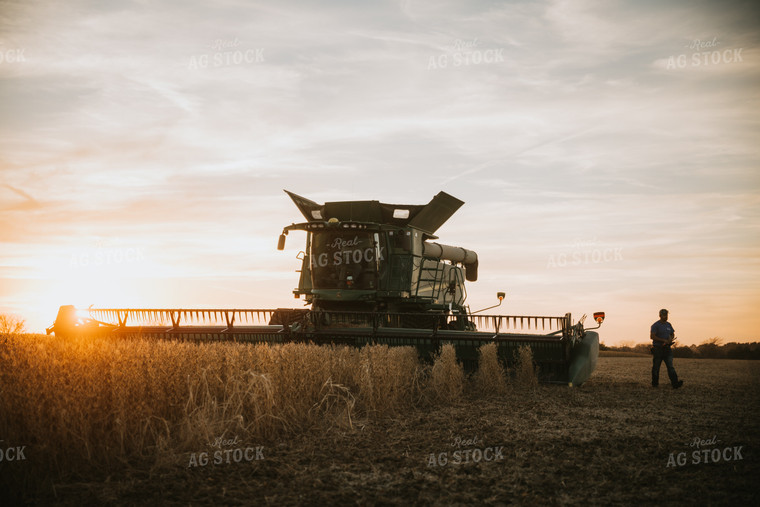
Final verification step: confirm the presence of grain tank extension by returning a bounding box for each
[48,190,604,385]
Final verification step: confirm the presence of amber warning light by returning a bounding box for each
[594,312,605,324]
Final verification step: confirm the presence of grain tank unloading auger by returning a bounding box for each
[48,190,605,385]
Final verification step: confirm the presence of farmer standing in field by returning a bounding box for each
[650,309,683,389]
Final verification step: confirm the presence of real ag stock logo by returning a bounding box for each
[0,46,26,64]
[426,434,505,467]
[427,38,505,70]
[187,37,265,70]
[665,435,745,468]
[0,440,27,463]
[546,237,623,269]
[69,238,146,269]
[188,435,264,468]
[664,36,744,70]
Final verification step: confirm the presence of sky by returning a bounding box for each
[1,0,758,345]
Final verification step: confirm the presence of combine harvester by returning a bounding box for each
[48,191,604,385]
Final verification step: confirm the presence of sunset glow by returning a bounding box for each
[1,1,758,346]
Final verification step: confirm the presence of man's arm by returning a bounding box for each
[650,329,674,345]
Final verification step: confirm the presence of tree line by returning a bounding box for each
[600,337,760,360]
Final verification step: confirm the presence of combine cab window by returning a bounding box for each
[310,232,384,290]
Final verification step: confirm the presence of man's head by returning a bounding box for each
[659,309,669,321]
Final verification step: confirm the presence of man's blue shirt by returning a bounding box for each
[651,320,675,346]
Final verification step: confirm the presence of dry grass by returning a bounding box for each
[0,332,566,502]
[358,345,424,415]
[0,333,449,488]
[472,342,508,394]
[513,344,539,388]
[426,344,465,403]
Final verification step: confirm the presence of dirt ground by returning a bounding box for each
[14,357,760,505]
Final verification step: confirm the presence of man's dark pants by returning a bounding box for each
[652,345,679,387]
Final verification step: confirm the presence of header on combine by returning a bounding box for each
[47,190,605,386]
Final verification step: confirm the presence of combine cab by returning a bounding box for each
[48,190,604,385]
